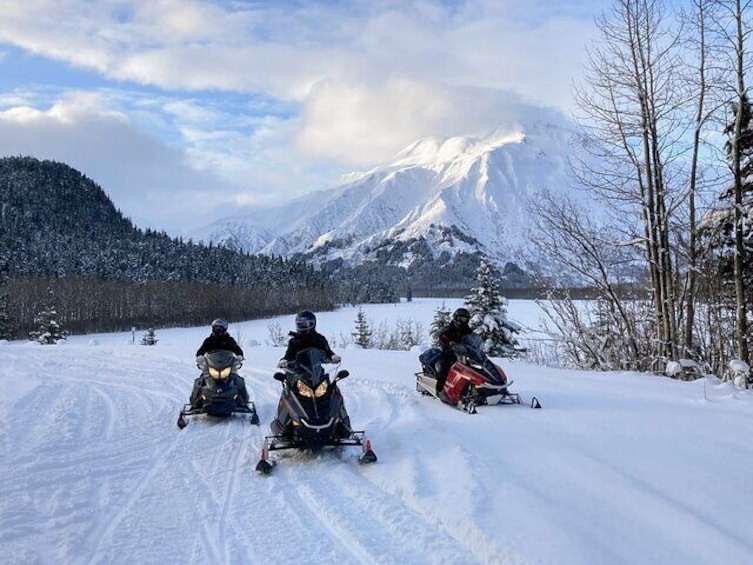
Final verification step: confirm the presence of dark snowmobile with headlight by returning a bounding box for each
[416,334,540,412]
[177,350,259,428]
[256,347,376,474]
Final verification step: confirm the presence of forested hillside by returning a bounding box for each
[0,157,344,336]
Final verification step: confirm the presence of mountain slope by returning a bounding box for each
[196,122,584,269]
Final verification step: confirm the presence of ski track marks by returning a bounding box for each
[2,349,542,564]
[258,459,478,565]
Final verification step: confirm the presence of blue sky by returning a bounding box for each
[0,0,602,233]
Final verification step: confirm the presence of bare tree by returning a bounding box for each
[572,0,692,363]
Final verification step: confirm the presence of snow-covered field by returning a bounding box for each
[2,298,752,565]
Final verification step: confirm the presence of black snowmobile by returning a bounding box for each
[256,348,377,474]
[177,350,260,428]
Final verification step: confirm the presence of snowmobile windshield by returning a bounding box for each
[456,334,485,360]
[291,347,327,388]
[204,350,238,381]
[457,334,500,376]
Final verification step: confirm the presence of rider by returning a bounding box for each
[434,307,473,403]
[191,318,248,407]
[280,310,340,364]
[196,318,244,358]
[274,310,351,436]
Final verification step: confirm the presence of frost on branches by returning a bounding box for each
[28,287,68,345]
[465,259,523,357]
[430,302,451,346]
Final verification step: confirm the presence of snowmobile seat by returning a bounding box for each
[419,347,442,367]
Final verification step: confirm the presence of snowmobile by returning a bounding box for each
[255,348,377,474]
[416,334,540,413]
[177,350,260,428]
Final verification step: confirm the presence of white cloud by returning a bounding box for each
[0,0,601,230]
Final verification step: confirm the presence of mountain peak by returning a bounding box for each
[193,120,587,275]
[394,128,526,168]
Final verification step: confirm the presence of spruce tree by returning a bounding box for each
[352,308,373,348]
[430,302,451,346]
[704,93,753,363]
[465,258,522,357]
[0,257,12,340]
[28,286,68,344]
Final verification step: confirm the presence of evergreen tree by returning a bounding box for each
[465,258,522,357]
[28,286,68,344]
[0,256,12,340]
[140,327,158,346]
[703,93,753,362]
[430,302,451,346]
[352,308,373,348]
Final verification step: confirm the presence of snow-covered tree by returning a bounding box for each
[396,318,423,350]
[352,308,373,348]
[140,327,158,346]
[430,302,451,345]
[28,287,67,344]
[465,259,522,357]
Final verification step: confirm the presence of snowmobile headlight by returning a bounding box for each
[209,367,232,381]
[296,380,314,398]
[314,380,329,397]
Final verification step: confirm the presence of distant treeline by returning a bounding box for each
[9,277,336,336]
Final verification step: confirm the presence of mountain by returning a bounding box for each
[0,156,341,336]
[195,121,586,275]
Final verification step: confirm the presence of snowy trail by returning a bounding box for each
[0,346,491,564]
[3,301,753,565]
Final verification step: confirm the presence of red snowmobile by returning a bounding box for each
[416,334,539,412]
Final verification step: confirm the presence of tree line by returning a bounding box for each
[0,157,398,339]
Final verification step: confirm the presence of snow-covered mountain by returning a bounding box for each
[195,121,585,268]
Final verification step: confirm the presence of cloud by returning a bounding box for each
[0,92,238,231]
[0,0,600,230]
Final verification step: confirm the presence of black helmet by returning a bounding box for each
[211,318,228,336]
[295,310,316,334]
[452,308,470,327]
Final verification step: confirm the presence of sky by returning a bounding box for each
[0,1,602,233]
[2,297,752,564]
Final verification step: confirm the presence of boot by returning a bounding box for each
[437,390,453,405]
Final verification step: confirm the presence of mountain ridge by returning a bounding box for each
[194,120,584,273]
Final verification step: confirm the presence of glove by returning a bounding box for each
[330,354,342,364]
[277,359,288,368]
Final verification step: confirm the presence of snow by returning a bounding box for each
[2,298,753,564]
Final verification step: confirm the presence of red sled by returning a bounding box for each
[416,334,540,412]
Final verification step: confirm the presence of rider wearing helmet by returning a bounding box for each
[191,318,248,408]
[274,310,349,437]
[434,307,474,402]
[196,318,244,358]
[280,310,340,364]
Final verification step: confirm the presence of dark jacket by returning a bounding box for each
[196,333,244,357]
[283,330,335,361]
[437,322,473,356]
